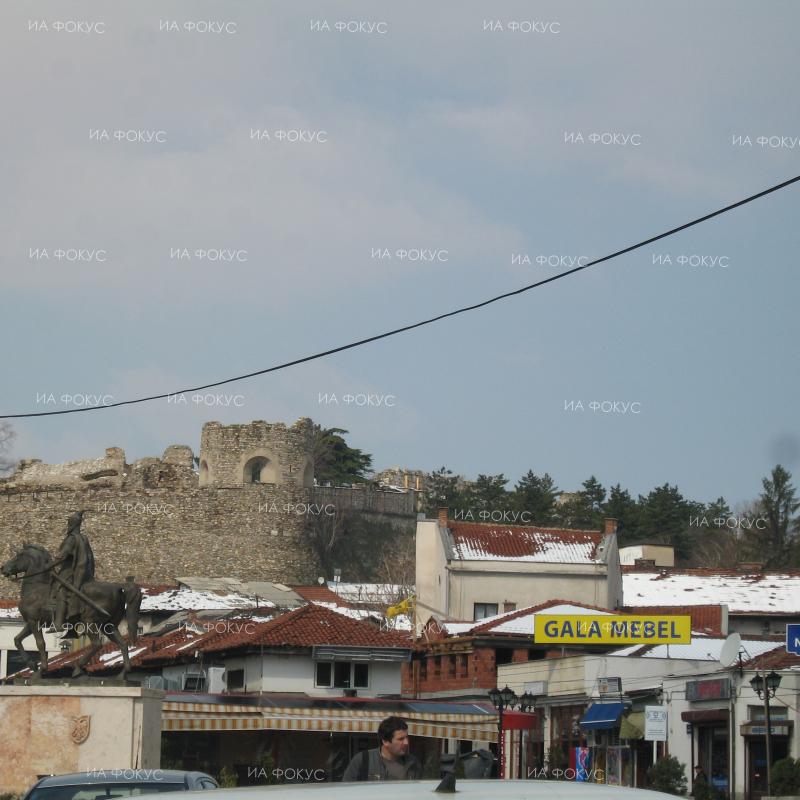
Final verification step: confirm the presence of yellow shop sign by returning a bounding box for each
[534,614,691,644]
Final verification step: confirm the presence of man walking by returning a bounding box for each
[342,716,422,781]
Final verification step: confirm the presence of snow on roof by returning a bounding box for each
[328,583,409,604]
[98,646,147,666]
[0,601,20,619]
[610,637,783,661]
[141,586,268,612]
[308,601,383,622]
[623,571,800,614]
[448,522,602,563]
[441,601,614,636]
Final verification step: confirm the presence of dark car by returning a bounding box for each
[23,770,219,800]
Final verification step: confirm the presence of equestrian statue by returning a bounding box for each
[0,511,142,678]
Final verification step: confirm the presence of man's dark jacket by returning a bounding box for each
[342,748,421,781]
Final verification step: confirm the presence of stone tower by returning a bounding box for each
[198,418,316,489]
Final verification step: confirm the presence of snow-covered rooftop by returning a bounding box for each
[141,586,269,612]
[327,583,409,604]
[449,522,603,564]
[610,637,783,661]
[623,571,800,614]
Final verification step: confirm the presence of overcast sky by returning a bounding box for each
[2,0,799,507]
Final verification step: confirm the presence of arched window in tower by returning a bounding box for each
[244,457,269,484]
[199,460,209,487]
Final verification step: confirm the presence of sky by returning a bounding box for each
[1,0,799,508]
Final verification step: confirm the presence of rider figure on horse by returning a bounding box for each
[52,510,96,636]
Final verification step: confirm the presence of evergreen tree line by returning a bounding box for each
[421,465,800,568]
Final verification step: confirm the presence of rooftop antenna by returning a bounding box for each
[719,632,745,675]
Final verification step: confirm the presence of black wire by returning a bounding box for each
[3,173,799,420]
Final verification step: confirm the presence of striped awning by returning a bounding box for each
[162,701,498,741]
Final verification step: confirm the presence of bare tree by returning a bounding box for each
[0,422,16,476]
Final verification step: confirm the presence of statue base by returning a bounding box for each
[0,684,163,794]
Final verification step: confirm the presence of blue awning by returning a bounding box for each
[579,702,625,729]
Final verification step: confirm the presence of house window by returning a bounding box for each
[334,662,351,688]
[473,603,498,621]
[353,663,369,688]
[227,669,245,691]
[315,661,370,689]
[315,662,332,687]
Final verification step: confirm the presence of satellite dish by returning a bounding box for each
[317,576,325,585]
[719,632,742,668]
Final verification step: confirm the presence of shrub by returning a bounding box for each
[218,766,237,788]
[772,757,800,796]
[647,755,688,796]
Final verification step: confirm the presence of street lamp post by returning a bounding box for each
[488,687,536,779]
[750,670,782,796]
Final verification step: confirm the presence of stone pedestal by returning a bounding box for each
[0,685,164,794]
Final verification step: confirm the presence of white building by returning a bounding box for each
[417,509,622,622]
[498,633,799,799]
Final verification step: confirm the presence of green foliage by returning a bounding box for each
[463,474,509,511]
[0,793,22,800]
[418,462,800,569]
[646,755,688,796]
[772,757,800,795]
[512,470,559,524]
[218,766,238,788]
[312,426,373,484]
[423,466,464,516]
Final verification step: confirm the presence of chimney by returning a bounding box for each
[438,507,449,528]
[604,518,618,535]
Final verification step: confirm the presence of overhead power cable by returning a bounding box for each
[2,173,799,420]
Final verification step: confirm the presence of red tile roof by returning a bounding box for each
[743,648,800,670]
[625,605,724,636]
[203,604,411,652]
[448,521,602,563]
[290,585,356,608]
[27,605,412,678]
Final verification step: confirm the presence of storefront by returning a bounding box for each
[741,706,792,800]
[161,694,499,782]
[683,678,732,799]
[549,704,588,776]
[495,710,541,779]
[579,702,629,785]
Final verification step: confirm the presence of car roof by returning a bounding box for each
[135,780,679,799]
[33,771,206,787]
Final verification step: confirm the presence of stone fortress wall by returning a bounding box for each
[0,419,416,597]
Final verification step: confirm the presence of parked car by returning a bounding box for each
[23,770,219,800]
[131,778,685,799]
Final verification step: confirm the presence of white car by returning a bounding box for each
[140,780,679,799]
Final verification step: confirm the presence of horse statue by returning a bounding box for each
[1,543,142,678]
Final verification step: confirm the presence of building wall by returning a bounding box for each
[199,420,315,489]
[619,545,675,567]
[0,686,163,793]
[163,653,401,697]
[447,563,613,620]
[0,418,418,595]
[415,520,449,621]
